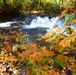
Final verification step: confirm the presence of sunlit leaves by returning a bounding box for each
[69,34,76,42]
[21,51,27,59]
[59,39,71,47]
[29,52,41,62]
[0,53,18,62]
[41,30,54,39]
[20,43,26,49]
[39,56,47,65]
[72,19,76,24]
[41,46,55,57]
[65,14,75,21]
[41,46,49,57]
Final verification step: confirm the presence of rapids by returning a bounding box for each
[0,14,76,39]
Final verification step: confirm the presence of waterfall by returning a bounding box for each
[0,14,76,32]
[23,16,60,30]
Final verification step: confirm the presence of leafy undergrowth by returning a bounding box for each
[0,5,76,75]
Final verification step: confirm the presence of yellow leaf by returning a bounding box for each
[45,30,54,38]
[69,34,76,41]
[30,52,41,61]
[41,72,48,75]
[59,39,71,47]
[73,19,76,24]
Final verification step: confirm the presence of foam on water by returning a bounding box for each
[0,15,76,33]
[23,16,60,30]
[0,22,15,27]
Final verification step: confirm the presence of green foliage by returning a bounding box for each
[39,56,47,65]
[28,68,37,75]
[55,59,67,68]
[43,68,48,72]
[66,26,75,34]
[0,0,74,14]
[65,14,75,21]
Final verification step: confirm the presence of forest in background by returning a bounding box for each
[0,0,76,22]
[0,0,76,14]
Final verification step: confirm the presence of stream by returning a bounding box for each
[0,13,76,39]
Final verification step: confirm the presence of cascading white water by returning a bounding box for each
[0,22,15,27]
[23,16,60,30]
[0,15,76,33]
[0,16,63,31]
[22,16,66,35]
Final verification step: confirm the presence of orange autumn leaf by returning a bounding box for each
[41,46,49,57]
[41,72,48,75]
[59,39,71,47]
[69,34,76,41]
[30,52,41,61]
[41,47,55,57]
[29,43,37,49]
[21,51,28,59]
[53,24,58,28]
[29,43,38,53]
[58,33,76,48]
[47,69,54,75]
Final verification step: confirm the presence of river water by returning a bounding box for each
[0,14,76,39]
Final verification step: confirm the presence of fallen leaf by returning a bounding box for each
[53,25,58,28]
